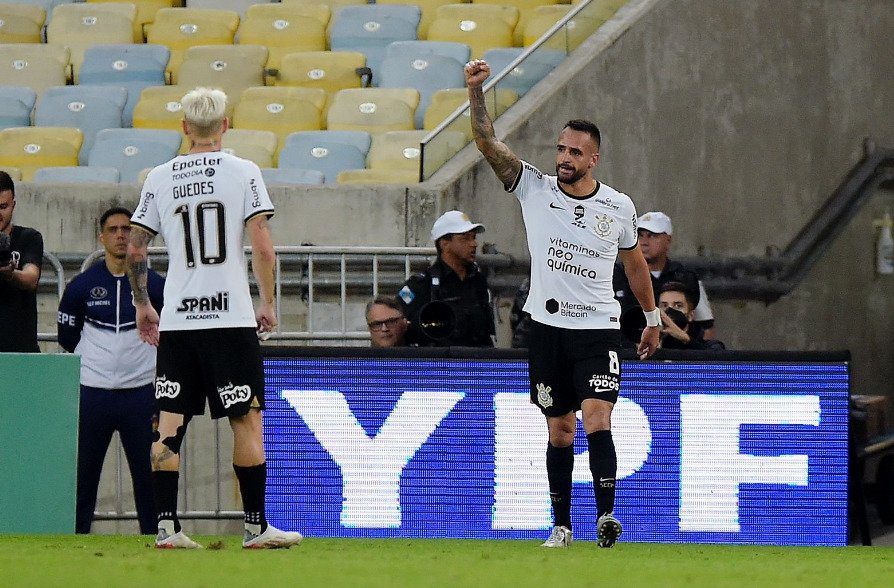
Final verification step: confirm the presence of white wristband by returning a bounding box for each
[644,307,662,328]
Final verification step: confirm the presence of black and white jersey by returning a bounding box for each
[132,151,274,331]
[510,161,638,329]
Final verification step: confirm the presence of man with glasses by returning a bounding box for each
[365,296,409,348]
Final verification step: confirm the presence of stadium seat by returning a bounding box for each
[87,0,178,41]
[233,86,326,161]
[132,85,191,151]
[328,5,421,83]
[0,166,21,180]
[278,130,370,184]
[280,0,365,19]
[87,127,182,183]
[523,5,607,51]
[427,4,518,59]
[46,3,140,83]
[0,43,70,97]
[33,165,120,183]
[79,44,169,127]
[220,128,276,168]
[0,126,83,181]
[173,44,268,116]
[0,3,46,43]
[336,168,420,184]
[261,167,324,186]
[326,88,419,134]
[473,0,561,46]
[422,87,517,141]
[385,40,470,66]
[273,51,368,95]
[145,7,240,78]
[236,3,329,72]
[379,51,465,128]
[376,0,459,38]
[0,85,36,129]
[185,0,265,17]
[481,47,565,96]
[367,129,465,178]
[4,0,72,23]
[34,85,128,165]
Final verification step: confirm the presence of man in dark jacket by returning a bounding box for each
[657,282,725,350]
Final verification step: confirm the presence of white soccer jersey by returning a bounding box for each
[131,152,274,331]
[510,161,638,329]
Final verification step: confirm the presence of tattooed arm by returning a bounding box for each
[126,225,160,346]
[465,59,522,190]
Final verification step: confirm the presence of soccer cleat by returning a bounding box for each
[155,529,203,549]
[540,525,573,548]
[243,524,304,549]
[597,512,622,548]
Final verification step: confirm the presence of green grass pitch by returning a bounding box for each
[1,536,892,587]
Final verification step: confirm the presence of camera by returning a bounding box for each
[418,300,457,342]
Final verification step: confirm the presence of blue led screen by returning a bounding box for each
[263,357,848,546]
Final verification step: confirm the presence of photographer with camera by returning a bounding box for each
[396,210,495,347]
[0,170,43,353]
[656,282,725,351]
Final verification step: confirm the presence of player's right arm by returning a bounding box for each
[126,225,160,346]
[465,59,522,190]
[57,274,85,353]
[247,213,277,336]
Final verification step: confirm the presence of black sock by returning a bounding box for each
[587,431,617,518]
[234,462,268,533]
[546,443,574,529]
[152,470,180,534]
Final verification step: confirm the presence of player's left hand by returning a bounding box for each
[135,303,160,346]
[256,300,278,340]
[637,325,660,359]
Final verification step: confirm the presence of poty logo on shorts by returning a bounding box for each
[155,376,181,399]
[218,382,252,409]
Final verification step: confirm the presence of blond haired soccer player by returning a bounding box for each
[465,60,661,548]
[127,87,302,549]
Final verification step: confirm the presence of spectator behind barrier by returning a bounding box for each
[365,295,409,348]
[657,281,725,351]
[510,277,532,349]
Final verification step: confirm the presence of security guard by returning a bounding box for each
[397,210,495,347]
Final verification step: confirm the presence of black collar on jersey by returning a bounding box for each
[558,180,600,200]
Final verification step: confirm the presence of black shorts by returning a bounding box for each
[154,327,265,419]
[527,320,622,417]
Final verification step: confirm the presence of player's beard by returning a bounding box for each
[556,163,586,185]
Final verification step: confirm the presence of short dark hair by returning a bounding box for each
[365,295,404,321]
[564,119,601,149]
[660,281,697,308]
[100,206,133,230]
[0,170,15,197]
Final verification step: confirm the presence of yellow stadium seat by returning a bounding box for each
[0,3,46,43]
[427,4,518,59]
[132,85,191,152]
[336,168,420,184]
[377,0,464,38]
[47,3,139,83]
[237,3,329,72]
[0,166,22,181]
[367,129,465,177]
[0,127,84,181]
[0,44,71,97]
[281,0,365,21]
[88,0,178,41]
[233,86,326,161]
[327,88,419,134]
[472,0,561,46]
[146,7,240,78]
[273,51,367,95]
[422,87,517,141]
[523,5,608,50]
[221,128,277,168]
[174,44,268,116]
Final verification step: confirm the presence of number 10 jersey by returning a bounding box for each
[131,151,275,331]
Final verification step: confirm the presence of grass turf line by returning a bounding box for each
[0,536,892,587]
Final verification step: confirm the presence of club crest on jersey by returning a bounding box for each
[594,214,614,237]
[218,382,251,408]
[89,286,108,299]
[155,375,181,399]
[536,383,553,408]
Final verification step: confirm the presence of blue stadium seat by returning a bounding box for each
[34,85,128,165]
[261,167,325,187]
[481,47,565,96]
[385,40,470,65]
[185,0,267,17]
[379,51,465,128]
[279,130,371,184]
[79,44,170,127]
[87,127,182,183]
[329,4,421,84]
[0,86,36,130]
[33,166,120,183]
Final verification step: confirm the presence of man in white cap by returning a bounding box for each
[396,210,495,346]
[612,211,716,339]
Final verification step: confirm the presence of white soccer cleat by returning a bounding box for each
[243,524,304,549]
[540,525,573,548]
[597,512,622,548]
[155,529,203,549]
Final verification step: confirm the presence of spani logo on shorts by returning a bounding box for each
[536,383,553,408]
[218,382,252,409]
[155,376,181,399]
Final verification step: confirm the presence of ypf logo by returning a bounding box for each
[218,382,251,409]
[155,376,181,399]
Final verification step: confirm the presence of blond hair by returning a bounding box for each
[181,87,227,138]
